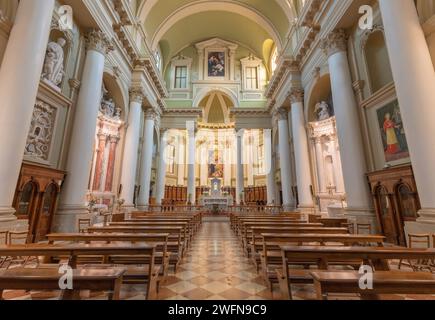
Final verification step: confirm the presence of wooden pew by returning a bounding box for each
[0,267,126,300]
[311,271,435,300]
[258,234,385,291]
[46,233,170,283]
[0,243,159,300]
[278,245,435,299]
[317,217,349,228]
[109,221,191,249]
[88,226,184,272]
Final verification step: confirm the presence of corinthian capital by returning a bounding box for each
[144,108,158,121]
[275,107,289,121]
[289,88,304,104]
[86,30,114,56]
[321,29,348,57]
[129,86,146,104]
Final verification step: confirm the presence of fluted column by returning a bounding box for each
[321,29,372,217]
[119,88,145,208]
[313,137,326,193]
[290,88,314,211]
[56,30,112,232]
[0,0,55,229]
[236,130,245,204]
[379,0,435,226]
[104,135,120,192]
[276,108,295,210]
[186,121,196,204]
[266,136,277,206]
[137,109,157,209]
[155,129,167,205]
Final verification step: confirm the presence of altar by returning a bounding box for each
[199,178,233,211]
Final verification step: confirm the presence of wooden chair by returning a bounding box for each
[78,219,92,233]
[399,234,431,271]
[341,222,355,234]
[4,231,36,268]
[0,231,8,268]
[356,223,372,234]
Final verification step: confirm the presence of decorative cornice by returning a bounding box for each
[275,107,289,121]
[134,58,168,99]
[289,88,304,104]
[85,30,114,56]
[321,29,348,57]
[266,58,299,100]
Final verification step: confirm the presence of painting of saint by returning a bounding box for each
[208,149,224,178]
[208,52,225,77]
[376,100,410,163]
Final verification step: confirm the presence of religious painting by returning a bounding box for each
[376,100,410,163]
[208,149,224,178]
[208,52,225,77]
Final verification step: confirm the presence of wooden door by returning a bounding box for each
[33,183,58,242]
[374,186,401,245]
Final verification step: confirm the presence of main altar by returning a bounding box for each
[199,178,233,211]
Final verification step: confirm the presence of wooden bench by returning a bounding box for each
[0,267,126,300]
[0,243,159,300]
[278,245,435,299]
[258,234,385,291]
[311,271,435,300]
[88,226,184,272]
[46,233,170,284]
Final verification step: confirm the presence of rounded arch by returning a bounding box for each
[304,72,332,123]
[193,87,239,109]
[150,1,283,52]
[102,70,128,122]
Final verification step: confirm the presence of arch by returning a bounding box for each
[150,1,283,52]
[102,70,128,122]
[304,72,332,123]
[193,86,239,109]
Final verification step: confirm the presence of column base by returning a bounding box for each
[344,207,378,233]
[136,205,150,211]
[0,207,29,232]
[53,204,95,233]
[283,202,297,212]
[297,204,316,215]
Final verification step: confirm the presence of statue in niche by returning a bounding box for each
[41,38,67,89]
[314,101,332,121]
[100,85,122,119]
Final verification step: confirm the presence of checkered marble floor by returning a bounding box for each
[3,221,435,300]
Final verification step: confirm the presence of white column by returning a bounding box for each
[177,136,186,186]
[379,0,435,224]
[137,109,157,208]
[236,129,245,204]
[322,30,372,213]
[155,130,167,205]
[314,137,326,193]
[290,89,314,210]
[187,121,196,204]
[224,139,232,187]
[266,137,277,205]
[0,0,54,228]
[276,108,295,210]
[56,30,112,232]
[119,88,145,208]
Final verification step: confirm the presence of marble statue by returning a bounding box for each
[315,101,331,121]
[41,38,66,88]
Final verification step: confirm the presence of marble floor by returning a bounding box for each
[3,221,435,300]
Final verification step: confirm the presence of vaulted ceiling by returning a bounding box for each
[136,0,294,68]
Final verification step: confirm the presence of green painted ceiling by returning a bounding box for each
[159,11,273,68]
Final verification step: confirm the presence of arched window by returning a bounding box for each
[16,182,38,218]
[270,47,278,75]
